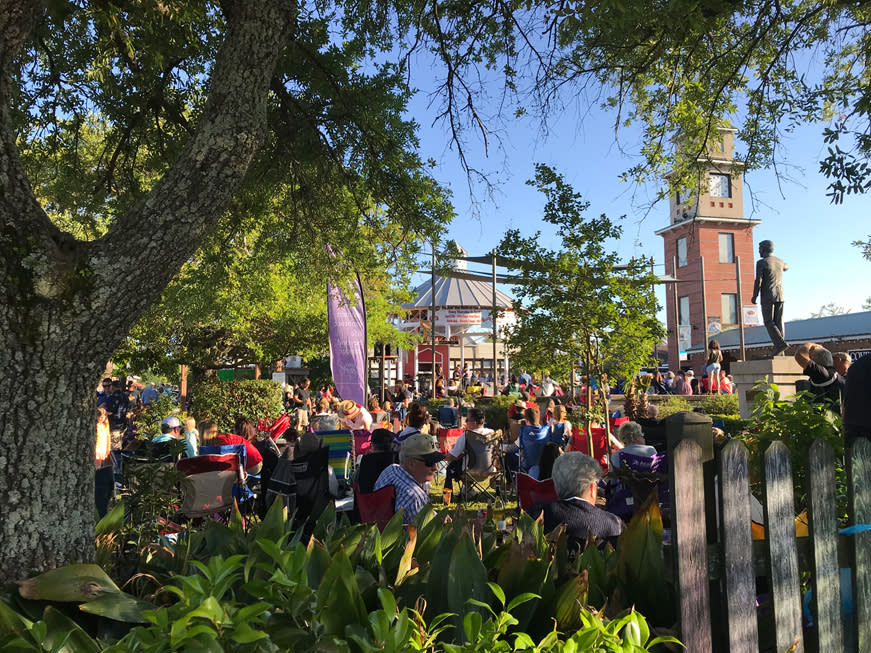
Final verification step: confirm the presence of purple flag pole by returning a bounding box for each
[327,273,368,406]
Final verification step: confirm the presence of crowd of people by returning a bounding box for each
[93,340,868,557]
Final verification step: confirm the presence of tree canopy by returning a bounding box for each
[499,165,664,389]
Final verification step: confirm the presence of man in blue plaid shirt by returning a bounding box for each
[374,432,445,524]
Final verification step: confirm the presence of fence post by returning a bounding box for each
[764,440,803,653]
[851,438,871,651]
[719,440,758,652]
[672,439,712,652]
[807,439,843,651]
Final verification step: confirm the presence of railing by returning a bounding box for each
[670,437,871,653]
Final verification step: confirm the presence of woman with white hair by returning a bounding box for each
[610,421,656,468]
[527,452,624,554]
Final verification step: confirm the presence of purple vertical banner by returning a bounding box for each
[327,274,368,405]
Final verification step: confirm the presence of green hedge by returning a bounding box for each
[190,379,284,432]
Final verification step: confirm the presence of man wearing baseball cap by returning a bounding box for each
[154,415,196,458]
[373,432,445,524]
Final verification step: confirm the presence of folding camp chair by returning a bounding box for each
[437,427,464,456]
[354,482,396,531]
[518,424,552,474]
[516,472,559,513]
[459,429,505,508]
[570,426,609,472]
[606,451,669,521]
[198,444,256,511]
[176,453,245,521]
[314,429,355,487]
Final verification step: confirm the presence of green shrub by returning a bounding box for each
[190,379,283,432]
[697,393,739,416]
[655,396,692,418]
[475,395,515,432]
[737,381,844,516]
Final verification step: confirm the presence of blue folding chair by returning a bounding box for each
[518,424,551,474]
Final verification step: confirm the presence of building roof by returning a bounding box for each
[687,311,871,353]
[404,274,513,310]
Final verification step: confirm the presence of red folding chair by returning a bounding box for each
[267,414,291,440]
[437,428,464,455]
[516,472,559,513]
[355,483,396,531]
[570,426,609,472]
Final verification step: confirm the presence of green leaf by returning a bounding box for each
[41,606,101,653]
[15,564,120,602]
[95,501,125,536]
[79,592,155,623]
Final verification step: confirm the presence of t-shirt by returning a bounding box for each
[103,391,130,431]
[216,434,264,470]
[373,464,429,524]
[294,386,311,407]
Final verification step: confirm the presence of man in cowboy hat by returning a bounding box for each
[374,432,445,524]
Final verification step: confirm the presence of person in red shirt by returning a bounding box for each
[200,419,263,473]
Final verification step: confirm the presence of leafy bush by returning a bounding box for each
[697,393,739,416]
[737,380,844,515]
[655,396,692,418]
[190,379,283,432]
[131,393,187,441]
[474,396,515,432]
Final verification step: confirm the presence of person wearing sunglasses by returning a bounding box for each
[373,432,445,524]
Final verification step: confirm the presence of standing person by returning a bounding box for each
[293,378,312,433]
[95,407,111,467]
[103,380,130,450]
[794,342,844,411]
[391,381,411,422]
[96,377,113,407]
[705,340,723,393]
[183,417,199,457]
[140,382,159,406]
[751,240,789,357]
[833,352,852,377]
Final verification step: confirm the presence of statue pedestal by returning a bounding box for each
[731,358,803,418]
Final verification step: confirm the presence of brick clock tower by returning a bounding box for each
[656,127,760,372]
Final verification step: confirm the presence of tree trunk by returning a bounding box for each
[0,0,292,585]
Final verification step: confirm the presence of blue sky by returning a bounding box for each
[405,89,871,326]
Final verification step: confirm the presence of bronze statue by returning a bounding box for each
[751,240,789,357]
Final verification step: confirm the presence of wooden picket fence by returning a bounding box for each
[670,437,871,653]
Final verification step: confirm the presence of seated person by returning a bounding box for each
[374,432,445,524]
[519,405,551,475]
[368,396,390,430]
[200,419,263,474]
[795,342,844,410]
[537,442,562,481]
[153,415,195,459]
[311,398,339,431]
[355,429,397,494]
[336,399,373,432]
[528,452,624,555]
[437,398,459,428]
[396,402,432,442]
[444,407,496,490]
[610,421,656,468]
